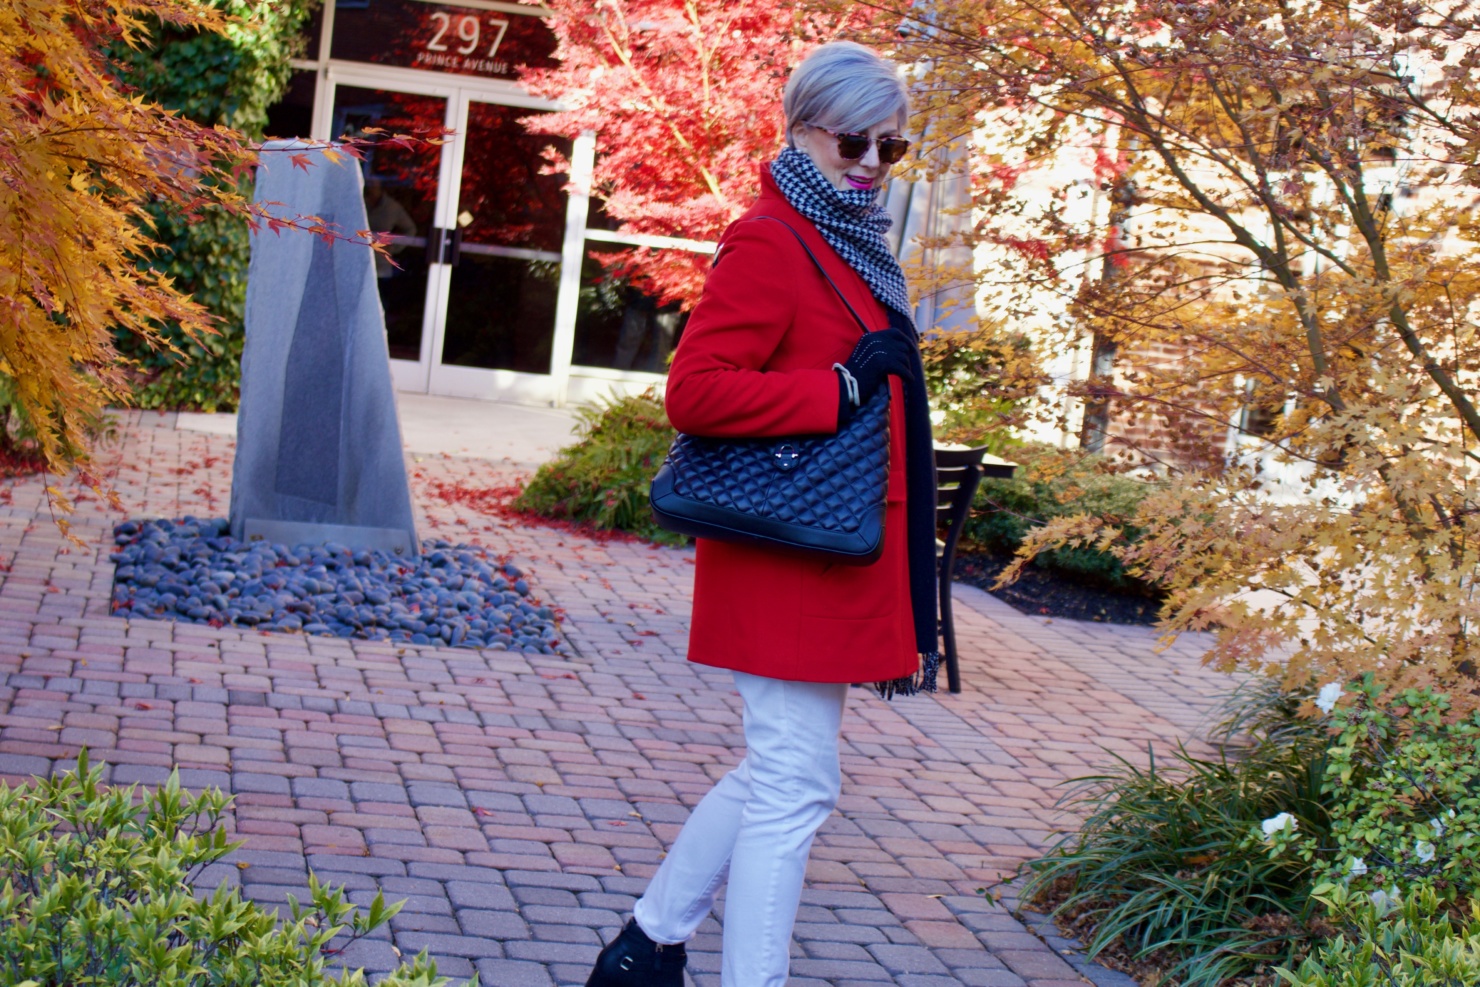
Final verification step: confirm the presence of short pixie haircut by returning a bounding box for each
[783,41,909,145]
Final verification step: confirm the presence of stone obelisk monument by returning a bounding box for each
[230,141,419,556]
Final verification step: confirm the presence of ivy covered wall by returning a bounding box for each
[111,0,318,411]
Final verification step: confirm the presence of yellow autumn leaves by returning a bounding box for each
[1,0,249,473]
[831,0,1480,705]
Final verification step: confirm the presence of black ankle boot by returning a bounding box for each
[585,918,686,987]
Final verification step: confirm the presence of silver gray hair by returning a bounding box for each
[783,41,909,146]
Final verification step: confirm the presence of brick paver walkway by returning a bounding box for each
[0,411,1236,987]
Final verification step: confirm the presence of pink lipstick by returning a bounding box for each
[845,175,873,190]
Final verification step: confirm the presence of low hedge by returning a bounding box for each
[962,442,1159,593]
[1,752,467,987]
[1278,884,1480,987]
[513,389,683,545]
[1019,678,1480,987]
[515,398,1164,593]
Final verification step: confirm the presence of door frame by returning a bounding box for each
[319,66,457,395]
[423,89,582,404]
[317,63,584,404]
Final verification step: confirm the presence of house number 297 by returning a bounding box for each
[426,12,509,58]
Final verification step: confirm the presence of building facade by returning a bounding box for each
[268,0,975,409]
[269,0,719,409]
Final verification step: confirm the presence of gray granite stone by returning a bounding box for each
[233,141,418,556]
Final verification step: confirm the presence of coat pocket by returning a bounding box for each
[800,558,900,619]
[799,500,905,619]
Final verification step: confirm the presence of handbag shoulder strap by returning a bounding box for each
[749,215,872,335]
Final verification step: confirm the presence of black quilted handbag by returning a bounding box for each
[649,217,889,565]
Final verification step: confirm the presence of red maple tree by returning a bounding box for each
[517,0,877,308]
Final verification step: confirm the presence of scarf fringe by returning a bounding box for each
[873,651,940,700]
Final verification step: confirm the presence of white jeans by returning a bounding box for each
[633,671,848,987]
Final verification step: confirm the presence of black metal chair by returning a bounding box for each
[935,445,1017,693]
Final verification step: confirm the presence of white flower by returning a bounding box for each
[1315,682,1343,713]
[1261,813,1298,840]
[1430,813,1452,837]
[1349,857,1368,877]
[1415,840,1436,863]
[1369,887,1400,917]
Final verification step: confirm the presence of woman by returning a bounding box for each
[585,41,939,987]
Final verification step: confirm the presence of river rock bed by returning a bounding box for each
[108,517,567,654]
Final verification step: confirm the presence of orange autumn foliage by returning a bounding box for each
[3,0,401,527]
[517,0,881,308]
[838,0,1480,707]
[1,0,250,480]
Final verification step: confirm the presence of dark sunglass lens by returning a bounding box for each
[835,133,870,159]
[877,138,910,164]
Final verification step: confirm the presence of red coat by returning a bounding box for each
[665,166,917,684]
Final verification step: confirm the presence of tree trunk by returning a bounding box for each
[1080,141,1136,454]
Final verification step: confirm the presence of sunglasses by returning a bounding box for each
[811,125,911,165]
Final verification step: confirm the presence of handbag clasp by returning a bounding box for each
[773,444,801,472]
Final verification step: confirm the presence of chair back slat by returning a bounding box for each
[934,454,982,531]
[934,455,984,525]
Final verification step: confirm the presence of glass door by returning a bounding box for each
[326,79,453,392]
[322,72,573,401]
[425,97,571,401]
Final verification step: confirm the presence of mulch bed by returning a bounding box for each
[0,445,46,478]
[952,551,1163,626]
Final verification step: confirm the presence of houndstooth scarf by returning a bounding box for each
[769,147,914,325]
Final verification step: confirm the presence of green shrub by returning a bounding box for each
[1017,680,1333,987]
[1277,884,1480,987]
[513,389,682,545]
[0,752,469,987]
[109,0,316,412]
[963,442,1158,591]
[114,207,251,412]
[1280,677,1480,905]
[1018,678,1480,987]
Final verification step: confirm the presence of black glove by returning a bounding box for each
[835,329,918,425]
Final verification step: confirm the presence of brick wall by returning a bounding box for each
[1101,335,1234,472]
